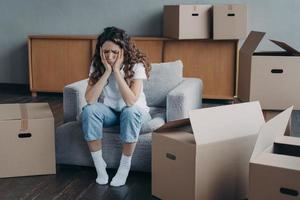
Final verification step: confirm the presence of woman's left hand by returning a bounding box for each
[113,49,124,72]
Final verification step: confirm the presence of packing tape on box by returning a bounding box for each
[19,103,28,132]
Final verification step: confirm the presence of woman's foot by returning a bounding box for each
[91,149,109,185]
[110,154,132,187]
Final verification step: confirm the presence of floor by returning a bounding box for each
[0,164,155,200]
[0,86,299,200]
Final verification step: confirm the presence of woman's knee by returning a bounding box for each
[82,103,105,121]
[81,104,104,141]
[82,104,96,117]
[120,106,143,143]
[121,106,142,121]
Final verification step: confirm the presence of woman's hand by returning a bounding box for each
[100,47,112,73]
[113,49,124,72]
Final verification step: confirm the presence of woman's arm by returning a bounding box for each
[114,71,142,106]
[85,48,112,104]
[113,49,143,106]
[85,70,111,104]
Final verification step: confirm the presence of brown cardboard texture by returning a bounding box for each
[163,5,212,39]
[238,31,300,110]
[152,101,265,200]
[249,106,300,200]
[0,103,56,178]
[213,4,247,40]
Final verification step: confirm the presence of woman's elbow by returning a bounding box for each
[125,101,135,107]
[86,100,96,105]
[125,97,138,107]
[85,94,96,105]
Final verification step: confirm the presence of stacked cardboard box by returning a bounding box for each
[163,4,247,40]
[213,4,247,40]
[163,5,213,39]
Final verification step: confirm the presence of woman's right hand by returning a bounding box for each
[100,47,112,74]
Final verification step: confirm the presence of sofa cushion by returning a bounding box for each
[144,60,183,107]
[55,121,153,172]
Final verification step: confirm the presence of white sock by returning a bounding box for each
[91,149,108,185]
[110,154,132,187]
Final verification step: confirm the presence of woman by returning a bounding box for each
[82,27,151,187]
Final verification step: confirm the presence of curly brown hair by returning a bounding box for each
[89,27,151,86]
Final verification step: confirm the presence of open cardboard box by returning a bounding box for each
[152,101,266,200]
[238,31,300,110]
[249,106,300,199]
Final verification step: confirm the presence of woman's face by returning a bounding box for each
[101,41,121,66]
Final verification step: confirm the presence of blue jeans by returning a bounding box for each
[81,103,151,143]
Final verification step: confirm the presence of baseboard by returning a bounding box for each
[0,83,30,94]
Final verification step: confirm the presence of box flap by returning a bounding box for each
[252,151,300,171]
[269,39,300,55]
[275,136,300,147]
[240,31,265,54]
[0,104,21,120]
[0,103,53,121]
[155,118,190,132]
[250,106,293,161]
[189,101,265,145]
[26,103,53,119]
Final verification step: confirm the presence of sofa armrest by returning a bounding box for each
[63,79,88,122]
[166,78,203,122]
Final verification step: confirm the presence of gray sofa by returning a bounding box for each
[55,60,203,172]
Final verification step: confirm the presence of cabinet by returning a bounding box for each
[28,35,238,99]
[163,40,237,99]
[28,36,94,96]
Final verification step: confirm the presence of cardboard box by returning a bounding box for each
[213,4,247,40]
[0,103,56,178]
[263,110,291,136]
[238,31,300,110]
[152,101,265,200]
[234,99,292,135]
[163,5,212,39]
[249,106,300,200]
